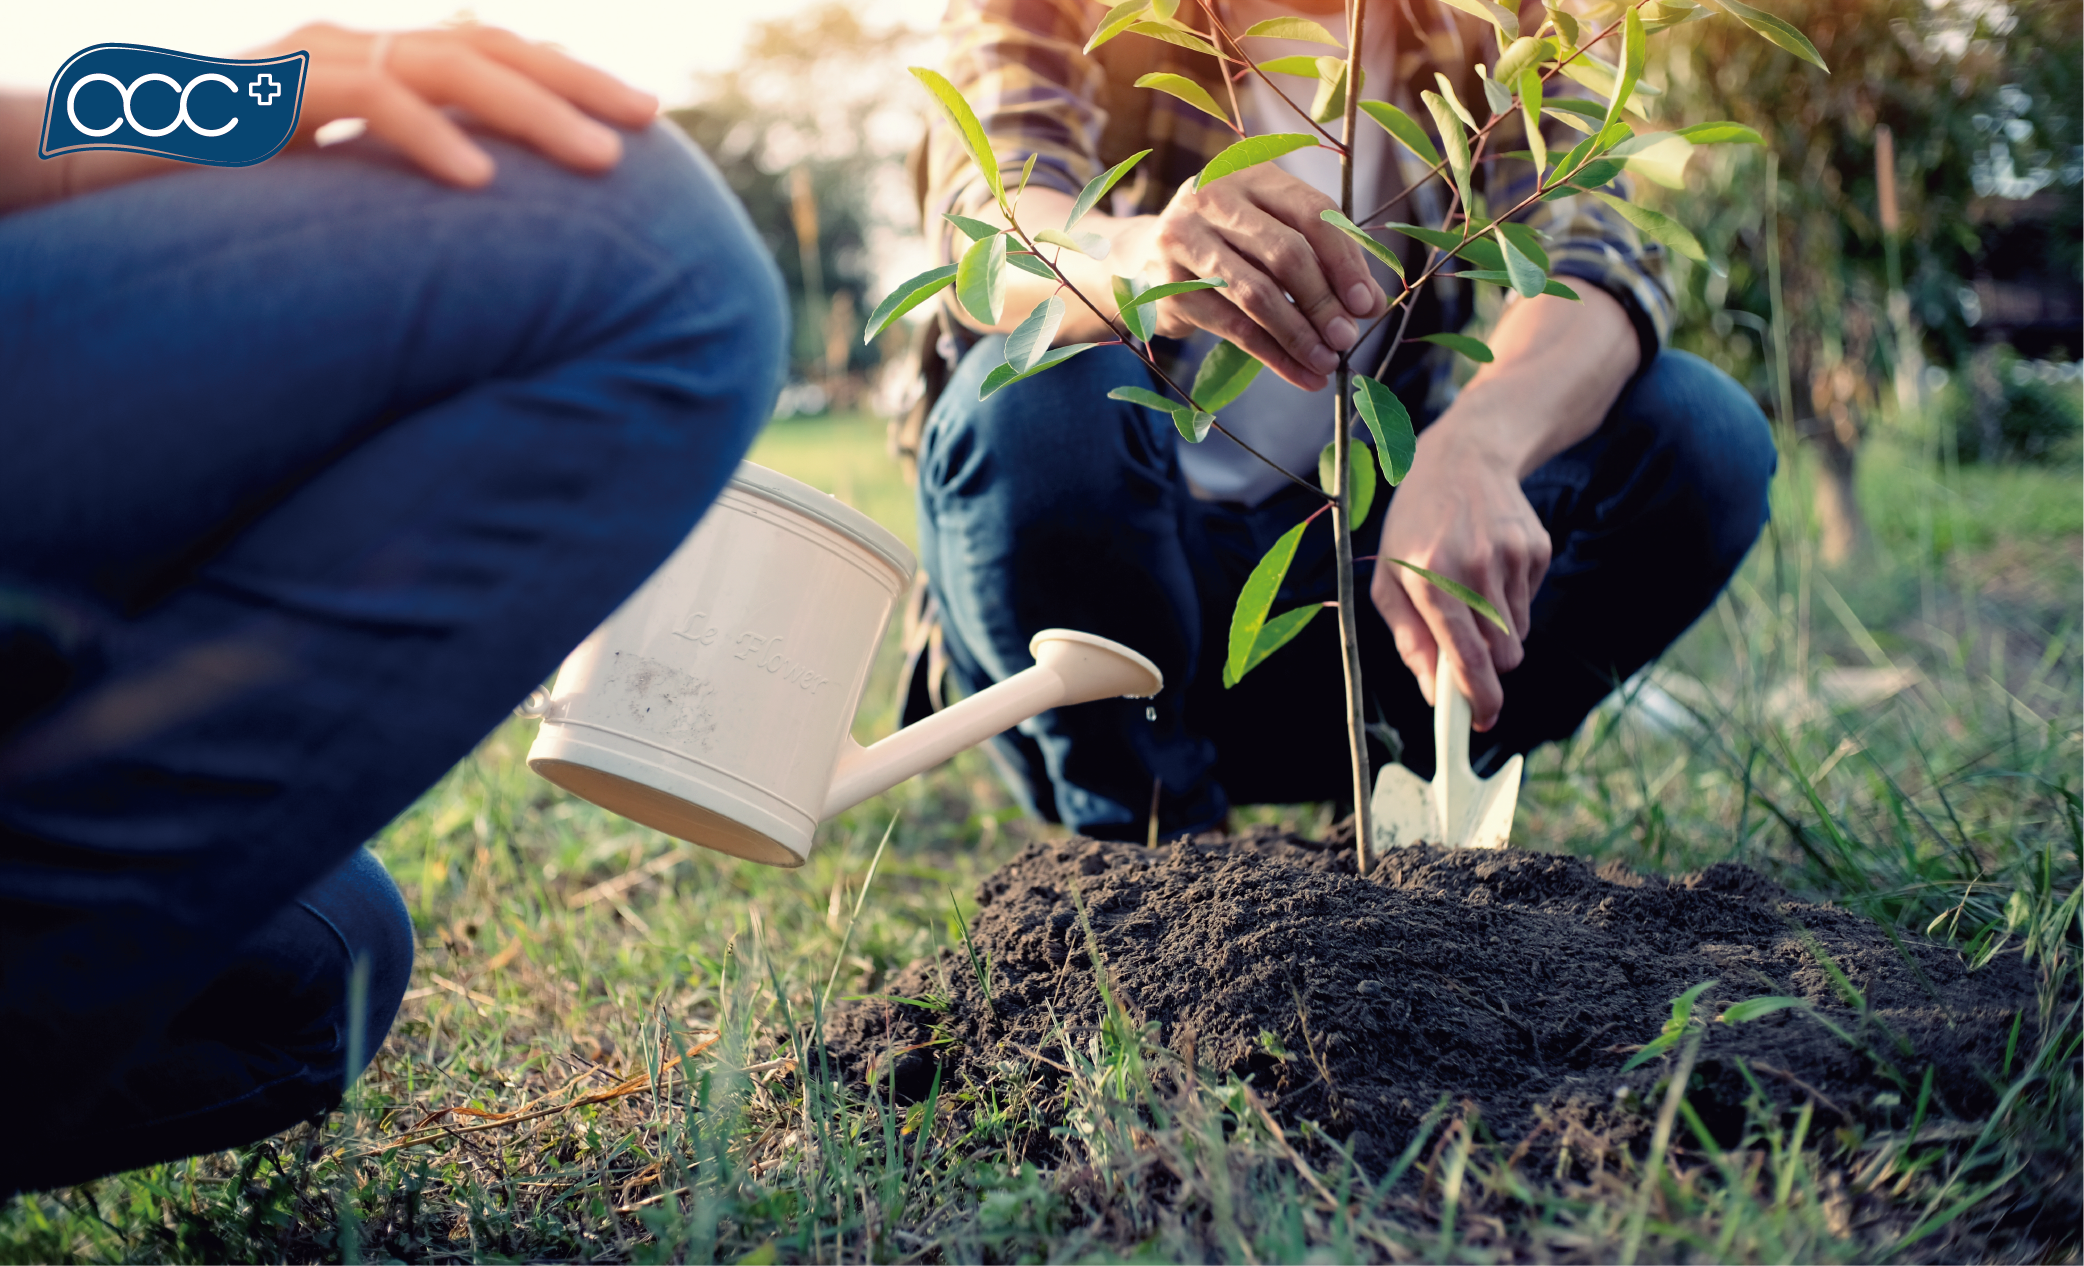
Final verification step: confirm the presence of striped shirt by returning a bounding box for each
[919,0,1674,428]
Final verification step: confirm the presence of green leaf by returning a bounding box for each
[1549,8,1580,47]
[1067,149,1152,228]
[1118,277,1226,310]
[1226,519,1312,687]
[1719,996,1807,1024]
[1542,278,1581,299]
[1564,157,1628,191]
[1496,225,1546,298]
[1385,560,1511,632]
[1319,209,1405,279]
[1431,0,1518,40]
[1668,978,1720,1027]
[1358,101,1441,167]
[1084,0,1150,54]
[1587,188,1707,261]
[1242,16,1344,44]
[1149,0,1179,18]
[1542,105,1599,134]
[1231,605,1321,683]
[1701,0,1830,71]
[1619,1029,1683,1072]
[1433,73,1478,130]
[1191,339,1264,412]
[945,213,1001,241]
[1386,222,1504,271]
[956,232,1008,324]
[863,264,958,343]
[978,342,1095,399]
[1112,275,1156,341]
[1609,131,1696,189]
[1319,440,1378,524]
[910,67,1004,204]
[1135,72,1232,126]
[1003,295,1064,373]
[1172,407,1217,442]
[1035,227,1112,260]
[1006,251,1059,280]
[1310,58,1364,124]
[1126,21,1222,58]
[1519,68,1547,176]
[1012,152,1038,203]
[1353,375,1415,484]
[1196,133,1320,189]
[1543,97,1606,124]
[1479,71,1514,119]
[1497,221,1550,270]
[1603,6,1645,129]
[1491,35,1551,85]
[1108,384,1177,413]
[1673,120,1765,146]
[1556,56,1657,121]
[1418,331,1494,363]
[1421,92,1474,212]
[1256,54,1328,77]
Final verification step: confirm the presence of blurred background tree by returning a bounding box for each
[666,5,928,412]
[1640,0,2081,563]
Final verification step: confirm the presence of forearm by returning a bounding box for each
[1,90,183,215]
[941,188,1157,343]
[1421,286,1641,477]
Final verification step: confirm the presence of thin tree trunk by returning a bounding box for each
[1336,0,1373,866]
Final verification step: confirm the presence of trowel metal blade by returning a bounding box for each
[1369,763,1438,852]
[1457,753,1524,849]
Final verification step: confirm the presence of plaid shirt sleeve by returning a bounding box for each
[924,0,1109,264]
[926,0,1673,363]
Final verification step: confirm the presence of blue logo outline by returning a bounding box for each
[39,43,309,168]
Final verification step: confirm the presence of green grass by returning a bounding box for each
[3,414,2076,1263]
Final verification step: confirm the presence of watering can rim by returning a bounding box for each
[727,460,917,582]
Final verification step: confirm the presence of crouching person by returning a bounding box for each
[0,22,786,1194]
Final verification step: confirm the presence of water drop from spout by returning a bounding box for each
[1145,706,1156,722]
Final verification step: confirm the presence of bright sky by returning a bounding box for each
[0,0,947,103]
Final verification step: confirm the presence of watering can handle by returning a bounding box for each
[822,630,1161,819]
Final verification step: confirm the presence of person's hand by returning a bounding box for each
[247,22,659,187]
[1370,423,1552,730]
[1111,164,1389,390]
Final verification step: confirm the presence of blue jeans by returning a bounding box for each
[0,122,786,1193]
[917,341,1775,838]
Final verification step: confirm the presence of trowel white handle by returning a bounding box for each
[822,630,1161,818]
[1431,655,1478,840]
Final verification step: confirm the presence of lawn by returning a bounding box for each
[2,412,2077,1263]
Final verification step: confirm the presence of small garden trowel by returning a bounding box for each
[1370,656,1523,851]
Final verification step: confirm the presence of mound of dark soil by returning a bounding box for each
[826,830,2038,1171]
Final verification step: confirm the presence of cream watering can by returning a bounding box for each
[522,462,1162,867]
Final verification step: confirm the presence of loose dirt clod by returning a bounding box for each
[826,829,2038,1172]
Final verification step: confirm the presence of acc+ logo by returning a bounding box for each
[41,44,308,168]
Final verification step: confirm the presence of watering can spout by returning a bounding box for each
[822,630,1162,819]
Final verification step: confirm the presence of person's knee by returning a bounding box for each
[1626,349,1777,571]
[296,848,416,1070]
[921,341,1169,516]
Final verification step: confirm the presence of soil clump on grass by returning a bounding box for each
[826,829,2039,1172]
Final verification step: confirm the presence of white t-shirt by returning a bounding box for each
[1174,7,1407,506]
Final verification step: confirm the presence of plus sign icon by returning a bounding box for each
[39,44,308,168]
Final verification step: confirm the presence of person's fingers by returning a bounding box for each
[1372,561,1439,704]
[458,25,658,127]
[1218,208,1357,354]
[353,70,496,185]
[1408,585,1505,729]
[1260,181,1390,322]
[1159,287,1325,390]
[1155,206,1341,379]
[391,35,623,172]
